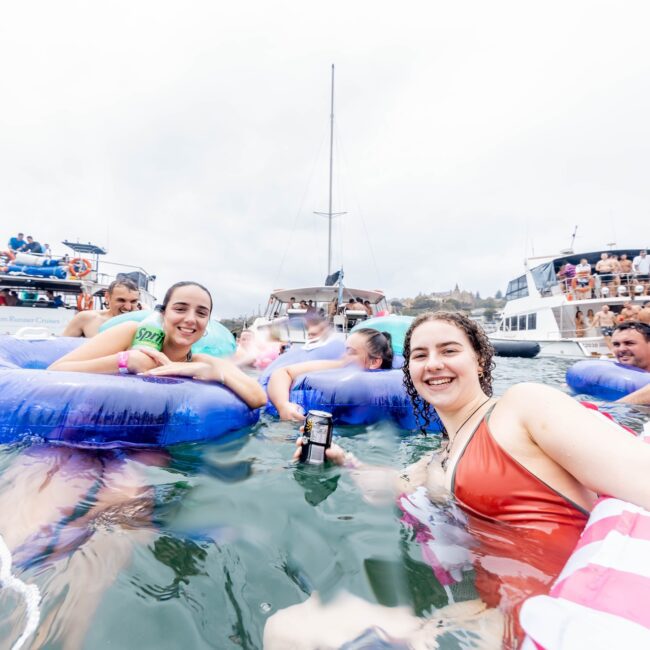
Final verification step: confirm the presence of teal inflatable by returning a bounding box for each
[99,311,236,358]
[351,315,413,356]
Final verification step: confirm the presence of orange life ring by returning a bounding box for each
[69,258,92,278]
[1,250,15,263]
[76,293,94,311]
[571,274,594,296]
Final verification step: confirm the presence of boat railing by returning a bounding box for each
[556,275,649,302]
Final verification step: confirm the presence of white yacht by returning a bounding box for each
[490,248,648,358]
[251,285,388,344]
[0,241,156,337]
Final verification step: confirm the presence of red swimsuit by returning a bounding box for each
[451,406,590,646]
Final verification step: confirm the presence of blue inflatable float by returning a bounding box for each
[4,265,67,279]
[259,337,439,431]
[566,360,650,401]
[290,366,442,431]
[0,336,258,448]
[350,315,413,356]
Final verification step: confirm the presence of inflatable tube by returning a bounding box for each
[0,336,258,448]
[351,315,413,356]
[259,338,347,387]
[491,340,541,358]
[99,311,236,358]
[566,360,650,401]
[289,366,442,431]
[521,492,650,648]
[6,265,67,279]
[11,252,58,267]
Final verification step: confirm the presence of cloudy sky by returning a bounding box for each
[1,1,649,317]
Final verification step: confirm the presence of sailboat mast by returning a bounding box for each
[327,64,335,277]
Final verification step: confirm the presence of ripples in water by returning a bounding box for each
[0,357,648,648]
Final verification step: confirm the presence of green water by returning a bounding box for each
[0,357,648,649]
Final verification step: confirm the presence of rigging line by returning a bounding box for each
[334,128,383,287]
[272,126,328,287]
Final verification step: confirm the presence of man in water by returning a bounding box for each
[63,279,140,337]
[612,321,650,405]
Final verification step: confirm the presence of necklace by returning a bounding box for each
[441,397,491,471]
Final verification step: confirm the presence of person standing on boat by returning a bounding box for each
[638,302,650,325]
[633,250,650,281]
[62,278,140,338]
[24,236,43,254]
[592,304,617,349]
[585,308,599,337]
[7,232,27,252]
[575,310,587,337]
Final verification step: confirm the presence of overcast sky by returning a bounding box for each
[1,1,649,317]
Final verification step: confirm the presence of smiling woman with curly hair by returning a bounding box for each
[274,310,650,649]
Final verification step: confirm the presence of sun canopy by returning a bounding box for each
[269,287,386,304]
[62,241,107,255]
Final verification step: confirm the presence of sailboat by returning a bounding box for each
[250,65,388,344]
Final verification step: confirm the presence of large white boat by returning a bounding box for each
[0,241,156,337]
[251,285,388,343]
[490,247,648,358]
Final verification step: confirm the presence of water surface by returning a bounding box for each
[0,357,648,649]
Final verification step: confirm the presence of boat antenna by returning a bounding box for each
[568,225,578,253]
[560,226,578,255]
[314,64,346,276]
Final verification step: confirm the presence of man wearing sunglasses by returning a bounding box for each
[612,321,650,404]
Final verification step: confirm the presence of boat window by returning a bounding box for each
[530,262,556,295]
[527,313,537,330]
[509,316,518,331]
[518,315,527,330]
[505,275,529,301]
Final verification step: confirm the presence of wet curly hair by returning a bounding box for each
[402,311,495,434]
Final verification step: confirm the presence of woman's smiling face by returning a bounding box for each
[162,284,211,348]
[407,319,483,411]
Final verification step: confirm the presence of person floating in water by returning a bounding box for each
[612,321,650,405]
[266,311,650,649]
[63,278,141,338]
[267,328,393,421]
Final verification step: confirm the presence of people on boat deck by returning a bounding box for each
[50,281,265,406]
[7,232,27,252]
[268,328,393,421]
[45,290,65,308]
[62,278,140,338]
[595,251,615,284]
[633,249,650,280]
[617,301,640,323]
[592,303,617,347]
[639,302,650,325]
[266,311,650,649]
[575,258,591,275]
[612,321,650,406]
[619,253,633,278]
[574,309,586,337]
[24,235,43,253]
